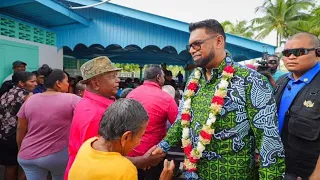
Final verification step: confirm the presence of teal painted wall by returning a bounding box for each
[0,39,39,81]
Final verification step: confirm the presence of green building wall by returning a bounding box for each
[0,39,39,81]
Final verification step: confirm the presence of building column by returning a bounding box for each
[139,65,144,80]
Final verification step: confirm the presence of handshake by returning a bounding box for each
[134,146,175,180]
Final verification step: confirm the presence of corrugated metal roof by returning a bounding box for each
[0,0,89,28]
[0,2,74,27]
[0,0,276,64]
[57,7,189,53]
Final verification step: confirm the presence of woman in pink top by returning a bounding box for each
[16,69,80,180]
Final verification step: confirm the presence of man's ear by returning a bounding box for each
[120,131,133,147]
[156,74,161,82]
[90,78,100,91]
[216,35,224,49]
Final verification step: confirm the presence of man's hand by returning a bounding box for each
[259,70,276,89]
[159,159,175,180]
[152,147,164,155]
[142,146,166,167]
[127,146,165,169]
[259,70,272,78]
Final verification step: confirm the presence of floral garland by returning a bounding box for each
[181,65,235,175]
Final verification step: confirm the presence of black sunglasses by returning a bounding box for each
[186,35,218,51]
[282,48,316,57]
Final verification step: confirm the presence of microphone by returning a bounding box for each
[287,85,291,91]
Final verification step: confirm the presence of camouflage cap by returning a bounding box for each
[80,56,122,84]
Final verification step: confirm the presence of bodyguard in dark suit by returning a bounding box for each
[274,32,320,180]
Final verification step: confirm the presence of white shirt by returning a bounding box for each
[2,73,12,82]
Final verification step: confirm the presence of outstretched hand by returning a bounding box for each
[152,147,164,155]
[159,159,175,180]
[142,146,165,168]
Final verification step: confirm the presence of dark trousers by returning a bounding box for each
[138,160,164,180]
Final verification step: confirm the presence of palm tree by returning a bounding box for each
[221,20,255,39]
[310,6,320,38]
[291,6,320,38]
[252,0,314,46]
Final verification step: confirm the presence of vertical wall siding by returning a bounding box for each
[56,8,189,53]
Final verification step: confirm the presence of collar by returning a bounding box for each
[13,86,29,94]
[35,84,46,89]
[83,90,115,106]
[199,55,233,82]
[143,81,161,89]
[287,62,320,84]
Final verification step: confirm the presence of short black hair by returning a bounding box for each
[143,65,162,80]
[12,71,35,86]
[44,69,67,89]
[12,61,26,68]
[99,98,148,140]
[164,70,172,77]
[32,70,39,77]
[38,64,52,77]
[125,78,133,83]
[189,19,226,41]
[76,76,83,82]
[75,82,86,92]
[267,54,280,60]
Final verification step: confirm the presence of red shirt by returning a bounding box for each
[127,81,178,157]
[64,90,115,180]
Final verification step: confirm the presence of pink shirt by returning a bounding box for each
[127,81,178,157]
[17,93,80,159]
[65,90,115,180]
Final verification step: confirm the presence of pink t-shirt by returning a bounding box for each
[65,90,115,180]
[17,93,80,160]
[127,81,178,157]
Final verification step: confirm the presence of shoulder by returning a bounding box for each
[233,63,267,82]
[61,93,80,100]
[3,74,12,82]
[185,69,197,84]
[233,63,256,76]
[232,63,274,93]
[119,156,137,173]
[80,137,97,150]
[75,98,95,111]
[61,93,81,106]
[74,98,97,116]
[1,80,12,87]
[160,90,175,101]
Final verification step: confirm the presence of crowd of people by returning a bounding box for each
[0,18,319,180]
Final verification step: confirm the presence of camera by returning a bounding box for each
[256,55,278,73]
[256,59,270,72]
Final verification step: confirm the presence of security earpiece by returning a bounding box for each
[316,47,320,57]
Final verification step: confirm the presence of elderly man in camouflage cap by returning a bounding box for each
[65,56,165,179]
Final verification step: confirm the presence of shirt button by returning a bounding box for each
[303,78,308,82]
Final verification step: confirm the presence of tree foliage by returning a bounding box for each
[252,0,314,46]
[221,20,255,39]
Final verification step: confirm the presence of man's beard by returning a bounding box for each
[194,50,215,68]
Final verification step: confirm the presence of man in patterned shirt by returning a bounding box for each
[152,19,285,180]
